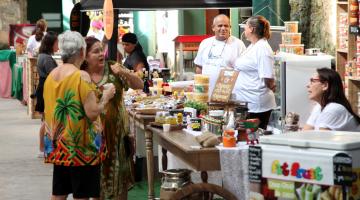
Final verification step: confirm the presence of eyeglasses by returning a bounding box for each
[310,78,321,83]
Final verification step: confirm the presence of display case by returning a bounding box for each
[173,35,211,80]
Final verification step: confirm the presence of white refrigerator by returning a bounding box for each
[256,131,360,200]
[273,53,333,127]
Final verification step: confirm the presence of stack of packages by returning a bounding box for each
[339,13,348,51]
[149,78,163,96]
[193,74,209,103]
[353,0,360,77]
[279,21,304,55]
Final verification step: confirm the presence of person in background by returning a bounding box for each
[43,31,115,200]
[87,20,105,42]
[35,31,58,158]
[81,36,143,200]
[26,19,47,57]
[121,32,150,92]
[303,68,360,131]
[232,15,276,130]
[194,14,246,94]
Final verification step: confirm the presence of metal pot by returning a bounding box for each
[160,169,192,191]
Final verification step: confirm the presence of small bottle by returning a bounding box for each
[143,70,150,93]
[177,113,183,125]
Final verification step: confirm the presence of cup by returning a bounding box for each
[103,83,114,90]
[163,124,170,132]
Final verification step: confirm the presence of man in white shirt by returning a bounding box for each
[194,14,246,95]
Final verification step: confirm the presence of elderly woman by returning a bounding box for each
[81,36,143,200]
[303,68,360,131]
[232,15,276,130]
[35,31,58,158]
[43,31,115,200]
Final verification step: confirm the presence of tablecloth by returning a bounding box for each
[0,50,16,98]
[13,64,23,100]
[216,143,250,200]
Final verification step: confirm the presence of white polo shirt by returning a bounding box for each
[232,39,276,113]
[306,103,360,131]
[194,36,246,94]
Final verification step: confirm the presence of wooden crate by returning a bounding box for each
[27,57,41,119]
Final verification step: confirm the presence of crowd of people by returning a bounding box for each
[25,13,360,199]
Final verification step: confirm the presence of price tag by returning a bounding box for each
[349,25,360,35]
[248,145,262,183]
[333,153,353,186]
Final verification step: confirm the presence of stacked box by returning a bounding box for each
[193,74,209,103]
[279,21,304,55]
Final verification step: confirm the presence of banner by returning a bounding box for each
[9,24,36,48]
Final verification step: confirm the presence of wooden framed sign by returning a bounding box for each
[210,69,239,103]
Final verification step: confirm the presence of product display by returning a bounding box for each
[279,21,304,55]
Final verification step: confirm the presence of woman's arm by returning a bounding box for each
[110,63,144,90]
[302,124,314,130]
[264,78,276,92]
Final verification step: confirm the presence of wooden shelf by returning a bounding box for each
[336,0,359,114]
[336,48,348,53]
[348,76,360,81]
[337,1,348,5]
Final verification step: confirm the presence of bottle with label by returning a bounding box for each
[143,70,150,93]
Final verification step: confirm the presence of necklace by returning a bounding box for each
[208,38,228,59]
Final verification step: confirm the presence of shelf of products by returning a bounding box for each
[118,11,134,38]
[336,0,360,114]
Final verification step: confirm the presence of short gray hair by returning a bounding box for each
[58,30,86,63]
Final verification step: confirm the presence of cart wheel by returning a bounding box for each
[170,183,237,200]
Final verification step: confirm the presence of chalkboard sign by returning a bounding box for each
[333,153,353,186]
[249,145,262,183]
[210,69,239,103]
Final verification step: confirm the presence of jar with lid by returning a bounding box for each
[155,111,170,124]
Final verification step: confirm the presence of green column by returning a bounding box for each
[252,0,290,26]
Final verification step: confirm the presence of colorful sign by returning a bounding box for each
[271,160,323,181]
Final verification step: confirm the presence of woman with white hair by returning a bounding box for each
[43,30,115,200]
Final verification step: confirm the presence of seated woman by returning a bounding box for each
[303,68,360,131]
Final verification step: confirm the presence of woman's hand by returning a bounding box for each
[265,78,276,92]
[101,83,116,103]
[110,63,126,75]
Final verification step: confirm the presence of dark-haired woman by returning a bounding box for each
[26,19,47,57]
[232,15,276,130]
[303,68,360,131]
[121,33,150,92]
[35,31,58,157]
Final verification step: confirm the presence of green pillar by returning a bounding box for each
[133,11,156,57]
[252,0,290,26]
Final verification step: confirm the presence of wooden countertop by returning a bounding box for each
[147,126,220,171]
